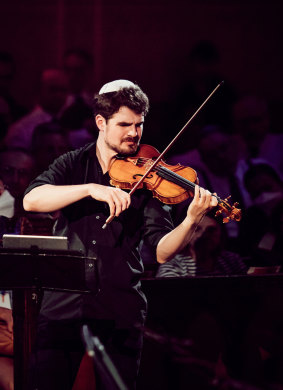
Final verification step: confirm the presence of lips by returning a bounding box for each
[123,137,136,143]
[123,138,138,147]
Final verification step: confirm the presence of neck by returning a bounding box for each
[96,137,117,174]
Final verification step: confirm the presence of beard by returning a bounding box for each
[106,136,140,156]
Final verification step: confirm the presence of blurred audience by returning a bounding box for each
[0,173,15,235]
[238,163,283,266]
[63,48,94,107]
[60,48,96,143]
[0,51,27,142]
[168,40,237,155]
[0,178,14,222]
[169,125,249,249]
[0,178,15,390]
[4,69,68,151]
[31,121,71,176]
[157,215,248,278]
[169,92,283,254]
[232,95,283,178]
[0,148,55,236]
[0,148,35,219]
[268,200,283,265]
[0,290,13,390]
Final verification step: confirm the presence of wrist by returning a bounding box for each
[182,216,196,230]
[186,210,206,226]
[86,183,95,197]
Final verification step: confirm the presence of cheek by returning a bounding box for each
[105,128,117,141]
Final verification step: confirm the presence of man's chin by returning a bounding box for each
[120,144,138,155]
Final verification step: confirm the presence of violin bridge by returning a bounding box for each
[127,158,139,166]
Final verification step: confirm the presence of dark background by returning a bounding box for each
[1,0,282,139]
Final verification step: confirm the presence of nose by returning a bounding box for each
[127,124,138,137]
[12,169,20,183]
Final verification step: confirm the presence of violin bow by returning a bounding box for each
[102,80,224,229]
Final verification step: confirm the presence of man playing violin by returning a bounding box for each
[23,79,217,390]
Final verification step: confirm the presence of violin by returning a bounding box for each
[109,144,242,224]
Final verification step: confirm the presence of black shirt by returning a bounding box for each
[25,142,173,327]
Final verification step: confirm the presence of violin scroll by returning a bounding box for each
[215,196,242,223]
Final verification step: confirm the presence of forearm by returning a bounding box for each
[156,186,217,263]
[23,184,90,212]
[23,183,132,216]
[156,216,197,263]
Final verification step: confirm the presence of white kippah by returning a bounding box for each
[99,79,136,94]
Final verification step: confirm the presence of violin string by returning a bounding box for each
[136,157,194,186]
[156,166,196,192]
[156,166,226,206]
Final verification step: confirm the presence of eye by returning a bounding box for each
[1,166,14,175]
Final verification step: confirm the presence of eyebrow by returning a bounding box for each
[117,121,144,127]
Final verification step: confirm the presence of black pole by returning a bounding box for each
[81,324,129,390]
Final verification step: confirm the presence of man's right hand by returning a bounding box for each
[88,184,131,217]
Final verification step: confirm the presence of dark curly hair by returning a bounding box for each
[93,85,149,121]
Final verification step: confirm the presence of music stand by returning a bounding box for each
[0,234,98,390]
[1,234,97,292]
[2,234,69,251]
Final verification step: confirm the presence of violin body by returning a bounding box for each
[109,144,198,204]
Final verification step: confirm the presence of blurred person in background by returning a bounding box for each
[4,69,68,151]
[232,95,283,178]
[238,163,283,265]
[167,40,237,155]
[0,51,27,142]
[63,48,94,107]
[31,121,71,176]
[60,48,96,145]
[0,148,55,235]
[0,178,15,390]
[0,148,35,220]
[157,214,247,278]
[0,289,13,390]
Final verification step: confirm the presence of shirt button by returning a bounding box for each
[96,216,100,219]
[92,240,96,245]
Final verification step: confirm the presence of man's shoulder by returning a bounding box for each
[58,142,96,162]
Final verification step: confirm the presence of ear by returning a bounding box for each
[95,114,106,132]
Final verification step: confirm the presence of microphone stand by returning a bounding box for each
[81,324,129,390]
